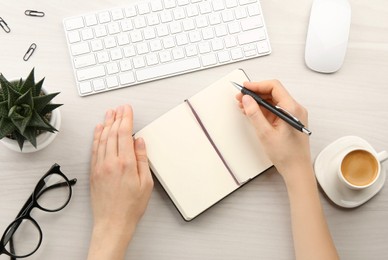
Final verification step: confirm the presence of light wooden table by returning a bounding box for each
[1,1,388,259]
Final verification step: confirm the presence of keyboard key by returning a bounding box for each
[199,2,212,14]
[241,16,263,31]
[212,0,225,11]
[146,53,159,65]
[79,82,93,94]
[84,15,97,26]
[111,9,124,20]
[120,20,133,31]
[107,22,121,34]
[133,56,146,68]
[123,46,136,57]
[98,12,111,23]
[71,42,90,56]
[231,47,244,59]
[239,0,258,5]
[185,45,198,57]
[94,25,107,37]
[119,60,132,71]
[136,57,201,81]
[97,52,110,63]
[65,17,84,30]
[93,79,105,91]
[106,62,119,74]
[247,3,261,16]
[119,72,135,84]
[104,36,116,48]
[256,40,270,53]
[151,0,163,11]
[138,2,151,15]
[81,28,94,40]
[91,40,103,51]
[164,0,176,9]
[172,48,185,59]
[237,27,266,44]
[106,76,119,88]
[74,54,96,69]
[159,51,172,63]
[110,49,123,60]
[67,31,81,43]
[198,42,211,54]
[124,6,137,17]
[117,33,130,45]
[77,66,105,81]
[201,53,217,66]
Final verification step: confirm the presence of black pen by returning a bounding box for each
[231,81,312,136]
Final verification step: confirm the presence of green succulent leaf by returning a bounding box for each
[22,127,37,148]
[17,78,23,88]
[20,68,35,94]
[0,100,8,117]
[29,110,54,130]
[33,78,44,97]
[0,73,15,104]
[9,104,32,134]
[15,88,33,108]
[33,92,59,113]
[0,117,16,139]
[6,83,21,110]
[40,104,62,116]
[13,131,26,150]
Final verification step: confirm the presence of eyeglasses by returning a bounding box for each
[0,164,77,259]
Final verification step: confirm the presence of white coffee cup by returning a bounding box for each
[338,148,388,190]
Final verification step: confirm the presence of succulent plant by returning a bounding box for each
[0,68,62,150]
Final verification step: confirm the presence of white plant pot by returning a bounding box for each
[0,107,61,153]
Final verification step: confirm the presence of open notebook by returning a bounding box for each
[135,69,273,221]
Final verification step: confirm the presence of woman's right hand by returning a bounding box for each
[236,80,312,183]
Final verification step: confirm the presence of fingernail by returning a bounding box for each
[135,137,145,150]
[95,124,103,133]
[116,105,124,116]
[105,109,113,120]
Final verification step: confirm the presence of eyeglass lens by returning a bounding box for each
[36,173,71,211]
[3,219,40,257]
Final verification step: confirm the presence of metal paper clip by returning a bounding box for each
[23,43,37,61]
[25,10,45,17]
[0,17,11,33]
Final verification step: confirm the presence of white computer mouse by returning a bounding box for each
[305,0,351,73]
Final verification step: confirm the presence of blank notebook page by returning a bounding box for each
[189,69,272,183]
[136,103,238,220]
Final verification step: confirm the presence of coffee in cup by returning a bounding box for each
[338,148,388,190]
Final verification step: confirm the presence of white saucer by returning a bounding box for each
[314,136,386,208]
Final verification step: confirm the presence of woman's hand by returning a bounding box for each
[88,105,153,260]
[236,80,311,183]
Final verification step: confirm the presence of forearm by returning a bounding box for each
[87,223,135,260]
[283,164,339,260]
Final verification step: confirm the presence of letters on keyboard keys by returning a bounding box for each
[63,0,271,96]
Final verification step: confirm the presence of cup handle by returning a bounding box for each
[377,151,388,163]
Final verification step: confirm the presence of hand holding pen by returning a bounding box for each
[232,81,311,136]
[234,79,312,176]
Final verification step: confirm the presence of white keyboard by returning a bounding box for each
[63,0,271,96]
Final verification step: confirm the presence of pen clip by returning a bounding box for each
[275,105,302,124]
